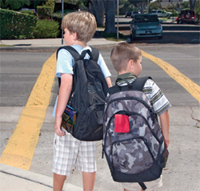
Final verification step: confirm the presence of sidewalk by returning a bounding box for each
[1,106,199,191]
[0,37,119,49]
[0,163,82,191]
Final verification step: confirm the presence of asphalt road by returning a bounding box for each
[1,44,199,107]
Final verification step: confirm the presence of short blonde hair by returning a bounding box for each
[61,11,97,43]
[110,42,142,73]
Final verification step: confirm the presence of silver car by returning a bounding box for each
[130,14,163,40]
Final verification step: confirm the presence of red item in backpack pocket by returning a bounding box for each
[114,114,130,133]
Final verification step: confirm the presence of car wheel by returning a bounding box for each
[185,13,190,19]
[126,38,131,43]
[130,33,135,41]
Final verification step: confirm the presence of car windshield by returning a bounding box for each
[133,15,159,23]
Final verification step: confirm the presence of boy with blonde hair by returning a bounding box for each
[52,11,112,191]
[110,42,171,191]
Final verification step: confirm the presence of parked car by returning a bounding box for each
[125,11,139,18]
[176,10,198,24]
[151,10,171,17]
[20,8,36,13]
[130,14,163,40]
[125,11,132,18]
[131,11,139,18]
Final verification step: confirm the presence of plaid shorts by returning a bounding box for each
[52,130,97,176]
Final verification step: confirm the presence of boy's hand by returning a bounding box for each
[54,116,65,137]
[159,110,170,148]
[164,137,170,148]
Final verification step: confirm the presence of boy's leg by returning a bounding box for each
[53,173,66,191]
[82,171,96,191]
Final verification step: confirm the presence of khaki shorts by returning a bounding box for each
[52,129,97,176]
[122,175,163,191]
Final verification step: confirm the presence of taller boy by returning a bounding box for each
[52,11,112,191]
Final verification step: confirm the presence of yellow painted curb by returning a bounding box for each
[141,50,200,104]
[0,52,57,170]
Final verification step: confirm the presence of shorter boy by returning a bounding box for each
[110,42,171,191]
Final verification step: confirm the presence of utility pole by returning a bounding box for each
[117,0,119,40]
[61,0,64,44]
[147,0,149,13]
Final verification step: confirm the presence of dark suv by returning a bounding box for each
[176,10,198,24]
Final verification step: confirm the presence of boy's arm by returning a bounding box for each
[105,76,112,88]
[54,73,73,136]
[159,110,170,148]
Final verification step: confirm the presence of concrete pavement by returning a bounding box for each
[0,37,119,49]
[0,38,200,191]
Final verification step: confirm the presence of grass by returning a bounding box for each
[95,30,126,41]
[0,44,13,47]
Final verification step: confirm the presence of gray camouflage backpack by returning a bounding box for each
[102,77,168,190]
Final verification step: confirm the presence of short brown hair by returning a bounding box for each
[61,11,97,43]
[110,42,142,73]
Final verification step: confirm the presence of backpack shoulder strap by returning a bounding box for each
[56,46,80,61]
[56,46,80,87]
[131,76,152,91]
[108,76,152,94]
[91,47,99,62]
[79,47,99,61]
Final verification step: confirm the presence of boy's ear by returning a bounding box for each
[71,32,77,40]
[128,59,134,70]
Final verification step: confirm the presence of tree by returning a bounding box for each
[88,0,105,27]
[3,0,30,10]
[128,0,147,13]
[33,0,46,9]
[190,0,196,11]
[195,0,200,19]
[149,1,161,12]
[103,0,117,34]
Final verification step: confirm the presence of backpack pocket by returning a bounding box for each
[111,138,154,174]
[115,114,130,133]
[74,103,104,141]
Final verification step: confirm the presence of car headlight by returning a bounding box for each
[132,25,138,29]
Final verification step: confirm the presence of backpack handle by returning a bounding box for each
[80,49,94,60]
[115,78,133,90]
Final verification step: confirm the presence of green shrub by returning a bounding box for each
[33,19,60,38]
[37,0,55,19]
[37,5,53,19]
[0,9,38,39]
